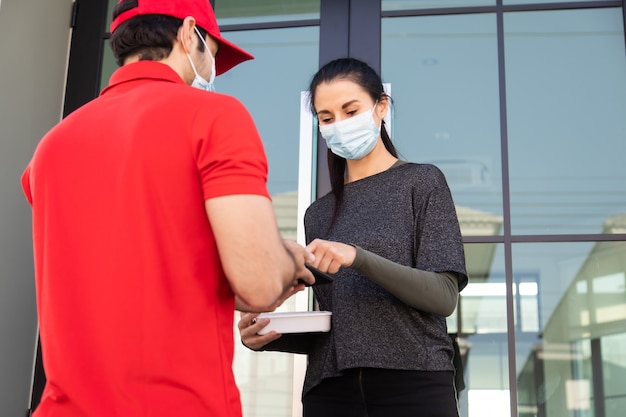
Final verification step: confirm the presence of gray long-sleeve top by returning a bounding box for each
[260,162,468,396]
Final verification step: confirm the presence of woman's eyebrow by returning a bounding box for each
[341,100,359,109]
[317,100,361,115]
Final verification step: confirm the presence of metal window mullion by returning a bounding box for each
[348,0,381,74]
[591,338,607,417]
[622,0,626,57]
[495,1,519,417]
[316,0,351,198]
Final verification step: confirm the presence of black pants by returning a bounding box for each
[303,368,459,417]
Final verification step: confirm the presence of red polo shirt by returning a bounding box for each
[22,61,269,417]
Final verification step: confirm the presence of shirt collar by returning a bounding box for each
[101,61,186,96]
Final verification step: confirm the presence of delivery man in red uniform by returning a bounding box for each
[21,1,315,416]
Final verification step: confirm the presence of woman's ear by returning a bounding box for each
[377,95,389,120]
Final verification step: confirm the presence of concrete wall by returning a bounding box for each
[0,0,73,414]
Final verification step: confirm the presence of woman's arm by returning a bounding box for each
[306,238,459,316]
[351,246,459,316]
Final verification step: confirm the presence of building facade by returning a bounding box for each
[1,1,625,416]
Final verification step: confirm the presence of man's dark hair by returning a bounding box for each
[110,0,207,66]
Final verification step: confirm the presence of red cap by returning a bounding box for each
[110,0,254,75]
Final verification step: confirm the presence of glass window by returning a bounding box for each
[513,241,626,417]
[451,243,511,417]
[382,14,504,236]
[603,333,626,417]
[218,27,319,196]
[106,0,115,28]
[106,0,320,30]
[504,8,626,235]
[101,40,116,92]
[504,0,607,4]
[215,0,320,25]
[382,0,494,10]
[217,26,320,417]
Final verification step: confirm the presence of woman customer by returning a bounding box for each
[238,57,468,417]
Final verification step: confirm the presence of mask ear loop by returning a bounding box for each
[180,21,203,68]
[371,100,379,115]
[371,100,384,130]
[180,23,201,79]
[193,26,216,86]
[185,48,202,80]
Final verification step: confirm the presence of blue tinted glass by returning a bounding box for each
[218,27,319,196]
[106,0,320,30]
[382,14,503,237]
[106,0,115,28]
[382,0,494,10]
[505,8,626,235]
[504,0,606,4]
[215,0,320,25]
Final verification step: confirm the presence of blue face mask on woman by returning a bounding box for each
[318,104,381,160]
[186,26,216,92]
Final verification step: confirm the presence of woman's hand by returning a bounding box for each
[305,238,357,273]
[238,312,282,350]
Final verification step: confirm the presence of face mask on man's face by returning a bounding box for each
[185,26,216,92]
[318,103,381,160]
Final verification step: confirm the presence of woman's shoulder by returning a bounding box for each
[395,161,448,185]
[305,190,334,216]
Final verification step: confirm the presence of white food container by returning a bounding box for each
[256,311,332,335]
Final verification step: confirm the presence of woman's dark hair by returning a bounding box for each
[308,58,398,227]
[110,0,207,66]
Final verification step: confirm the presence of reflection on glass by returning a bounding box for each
[382,0,494,10]
[106,0,320,30]
[602,333,626,417]
[101,40,117,92]
[232,302,297,416]
[382,14,503,236]
[448,244,511,417]
[505,8,626,235]
[518,281,539,333]
[215,0,320,25]
[513,241,626,416]
[504,0,606,4]
[219,27,319,195]
[106,0,116,28]
[217,26,319,417]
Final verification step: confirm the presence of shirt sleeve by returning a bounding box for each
[351,245,459,316]
[414,166,469,291]
[193,95,270,201]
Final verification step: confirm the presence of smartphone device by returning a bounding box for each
[300,264,334,286]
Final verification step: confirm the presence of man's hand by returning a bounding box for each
[283,239,315,286]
